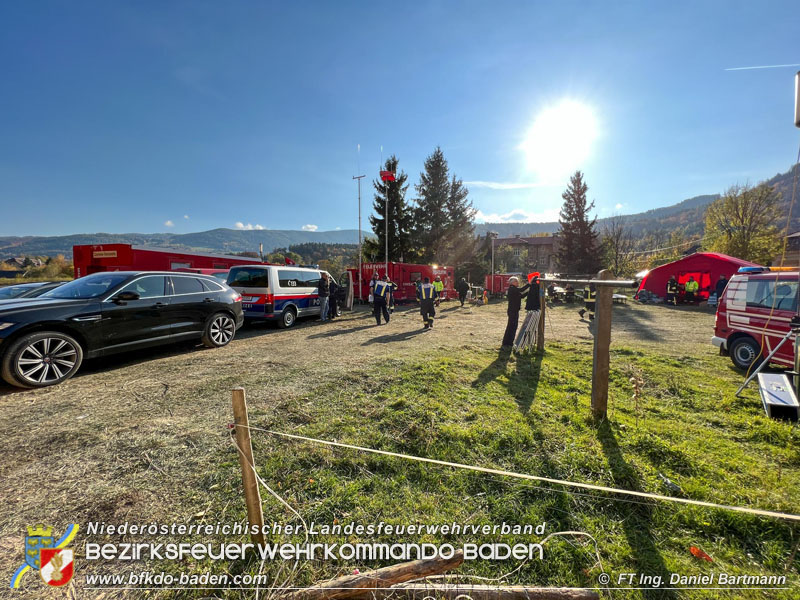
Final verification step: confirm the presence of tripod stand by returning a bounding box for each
[735,314,800,398]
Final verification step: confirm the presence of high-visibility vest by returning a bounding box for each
[419,283,436,300]
[433,280,444,292]
[584,285,596,303]
[686,280,699,293]
[374,281,389,298]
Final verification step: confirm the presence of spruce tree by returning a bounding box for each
[413,147,451,262]
[443,174,476,264]
[556,171,600,274]
[413,147,476,264]
[367,156,414,262]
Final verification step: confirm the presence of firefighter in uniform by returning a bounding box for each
[433,275,444,306]
[666,275,679,306]
[372,276,391,325]
[417,277,438,329]
[578,282,596,320]
[385,276,398,313]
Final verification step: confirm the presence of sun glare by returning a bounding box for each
[519,100,599,181]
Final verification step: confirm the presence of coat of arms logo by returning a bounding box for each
[10,524,78,589]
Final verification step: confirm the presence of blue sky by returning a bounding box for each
[1,1,798,236]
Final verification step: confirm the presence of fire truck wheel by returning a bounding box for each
[201,313,236,348]
[1,331,83,388]
[278,307,297,328]
[729,336,762,371]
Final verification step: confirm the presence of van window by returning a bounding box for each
[746,279,797,312]
[278,269,319,288]
[228,267,269,288]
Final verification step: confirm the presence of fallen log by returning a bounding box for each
[281,551,464,600]
[385,583,600,600]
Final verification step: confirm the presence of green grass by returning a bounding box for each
[140,341,799,599]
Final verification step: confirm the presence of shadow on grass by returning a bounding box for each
[597,419,676,600]
[471,348,543,414]
[361,328,428,345]
[307,325,376,339]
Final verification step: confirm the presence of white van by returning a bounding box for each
[226,265,351,327]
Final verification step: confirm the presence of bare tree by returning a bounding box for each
[704,183,781,264]
[601,215,635,276]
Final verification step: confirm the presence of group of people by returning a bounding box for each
[366,273,474,329]
[665,274,727,305]
[317,272,340,322]
[501,273,542,349]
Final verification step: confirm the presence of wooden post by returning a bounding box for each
[591,269,614,419]
[231,387,265,547]
[536,281,546,351]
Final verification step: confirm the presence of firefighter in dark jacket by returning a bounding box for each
[502,276,530,348]
[386,276,398,313]
[372,276,392,325]
[417,276,438,329]
[666,275,679,306]
[578,282,596,320]
[456,277,470,306]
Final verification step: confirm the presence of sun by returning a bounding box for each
[519,100,599,181]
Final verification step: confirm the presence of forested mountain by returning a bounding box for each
[0,229,362,259]
[475,165,798,239]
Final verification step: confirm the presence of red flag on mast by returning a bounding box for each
[380,171,396,182]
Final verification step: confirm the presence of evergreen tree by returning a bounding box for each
[556,171,600,274]
[413,147,451,262]
[443,174,476,264]
[413,147,476,264]
[366,156,414,262]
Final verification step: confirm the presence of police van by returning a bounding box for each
[226,265,352,327]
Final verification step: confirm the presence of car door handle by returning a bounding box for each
[153,302,167,308]
[203,298,214,303]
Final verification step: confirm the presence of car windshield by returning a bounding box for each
[41,273,131,299]
[0,285,39,299]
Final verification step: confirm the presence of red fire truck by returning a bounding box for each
[73,244,264,278]
[485,273,523,297]
[348,262,455,302]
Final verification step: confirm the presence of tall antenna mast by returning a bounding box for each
[353,145,365,302]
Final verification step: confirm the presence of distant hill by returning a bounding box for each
[0,229,362,259]
[474,164,799,238]
[474,193,719,238]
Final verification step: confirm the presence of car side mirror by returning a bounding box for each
[113,291,140,304]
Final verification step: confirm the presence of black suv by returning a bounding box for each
[0,271,244,388]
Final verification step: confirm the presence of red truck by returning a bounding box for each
[73,244,264,278]
[348,262,455,302]
[485,273,523,297]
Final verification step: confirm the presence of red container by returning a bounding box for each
[347,262,455,302]
[73,244,264,278]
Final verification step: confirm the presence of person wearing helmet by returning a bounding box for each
[433,275,444,307]
[502,276,530,348]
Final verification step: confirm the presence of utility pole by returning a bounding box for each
[489,232,499,294]
[353,174,365,302]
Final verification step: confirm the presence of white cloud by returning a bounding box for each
[465,180,557,190]
[301,224,318,232]
[475,208,560,223]
[164,220,174,227]
[183,214,190,219]
[235,222,265,230]
[335,227,341,230]
[615,203,623,210]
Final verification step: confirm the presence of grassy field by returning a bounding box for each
[1,300,798,599]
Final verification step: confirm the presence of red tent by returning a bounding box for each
[637,252,760,301]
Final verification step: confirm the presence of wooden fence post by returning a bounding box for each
[591,270,614,419]
[536,282,546,352]
[231,387,266,546]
